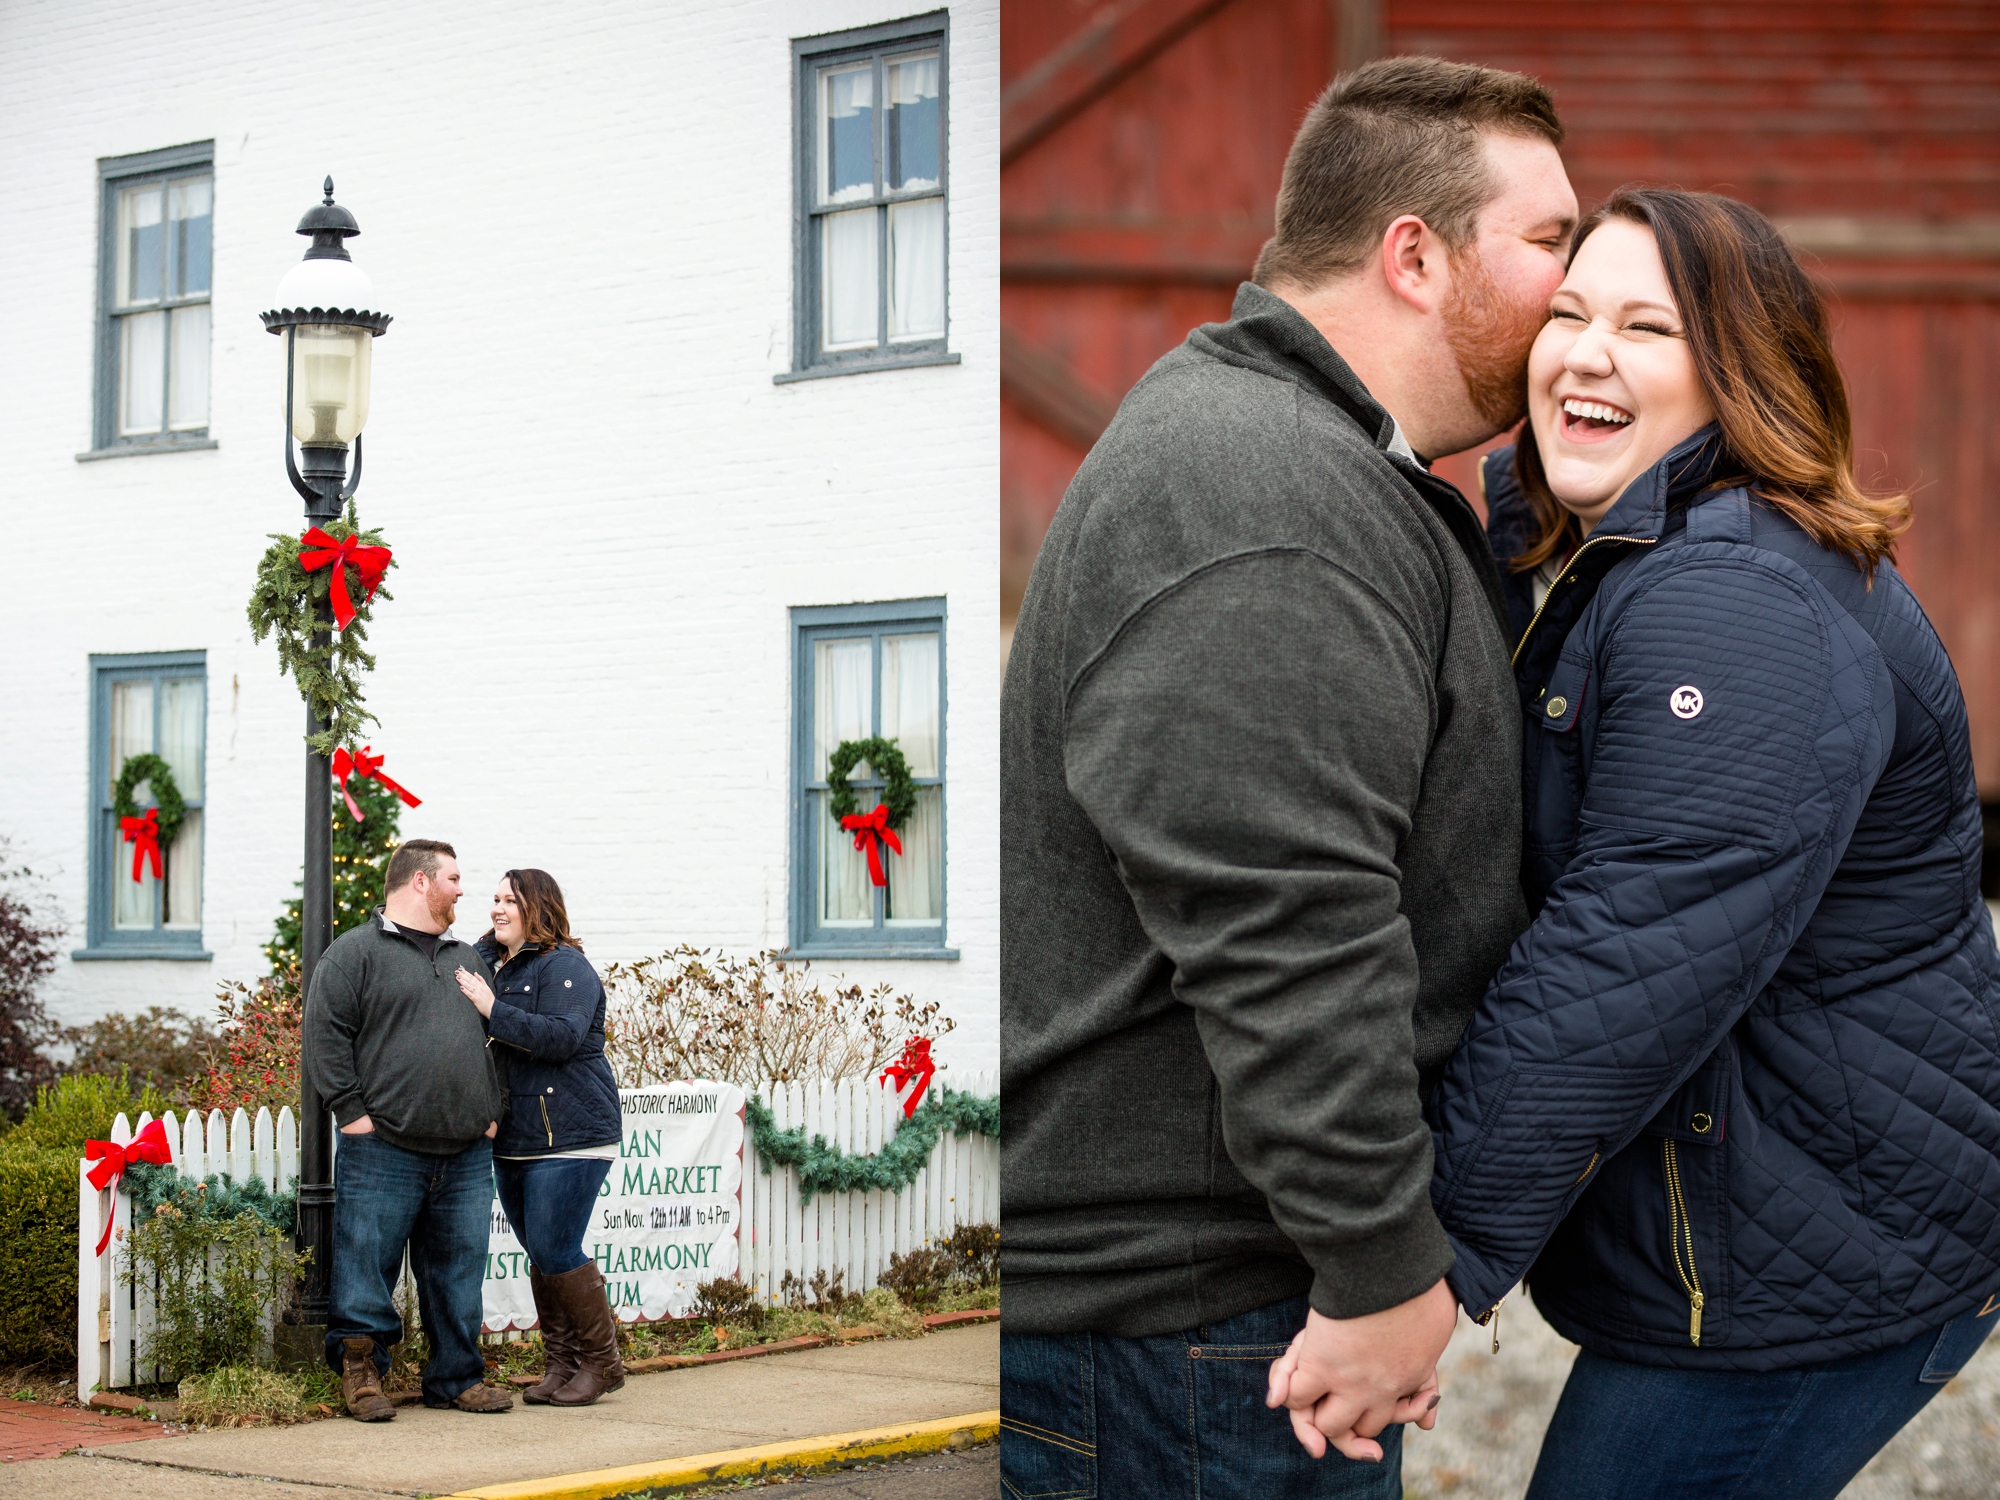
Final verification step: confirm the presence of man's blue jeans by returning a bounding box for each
[1526,1294,2000,1499]
[324,1131,493,1407]
[1000,1293,1402,1500]
[493,1156,611,1275]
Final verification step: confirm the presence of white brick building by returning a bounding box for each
[0,0,999,1068]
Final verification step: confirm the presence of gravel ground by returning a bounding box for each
[1400,1288,2000,1500]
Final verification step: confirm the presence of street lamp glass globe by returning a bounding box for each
[287,323,372,444]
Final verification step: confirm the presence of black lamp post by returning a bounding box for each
[260,178,391,1333]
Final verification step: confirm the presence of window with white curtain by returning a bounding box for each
[784,15,954,380]
[79,653,209,958]
[791,601,953,957]
[90,142,215,455]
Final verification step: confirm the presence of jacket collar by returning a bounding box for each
[1190,282,1404,457]
[1587,424,1736,542]
[375,908,459,946]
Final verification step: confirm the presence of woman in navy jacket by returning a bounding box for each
[453,868,624,1406]
[1348,191,2000,1496]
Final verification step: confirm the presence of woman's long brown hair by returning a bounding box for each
[484,867,583,953]
[1511,188,1909,579]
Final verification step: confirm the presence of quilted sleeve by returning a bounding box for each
[487,949,601,1062]
[1428,553,1893,1317]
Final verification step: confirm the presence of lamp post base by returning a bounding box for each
[273,1315,329,1374]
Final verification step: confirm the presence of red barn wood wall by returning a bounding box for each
[1000,0,2000,795]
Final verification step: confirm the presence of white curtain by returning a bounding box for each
[118,184,163,306]
[819,63,875,205]
[815,640,874,924]
[881,634,941,922]
[110,681,155,929]
[822,209,879,350]
[159,678,203,929]
[169,304,210,430]
[889,199,945,342]
[121,311,165,435]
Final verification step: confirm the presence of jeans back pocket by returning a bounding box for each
[1001,1331,1096,1500]
[1920,1292,2000,1385]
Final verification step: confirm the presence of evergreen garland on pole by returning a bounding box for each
[745,1085,998,1203]
[246,502,394,756]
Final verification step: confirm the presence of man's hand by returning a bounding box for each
[485,1120,499,1139]
[340,1115,374,1135]
[1264,1279,1457,1461]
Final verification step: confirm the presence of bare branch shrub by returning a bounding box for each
[601,947,955,1088]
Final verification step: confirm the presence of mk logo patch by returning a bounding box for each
[1670,685,1705,720]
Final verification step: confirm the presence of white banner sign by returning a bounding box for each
[482,1082,745,1328]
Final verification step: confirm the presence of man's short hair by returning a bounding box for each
[385,838,457,893]
[1252,55,1562,291]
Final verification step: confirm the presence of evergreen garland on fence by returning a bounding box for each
[121,1160,298,1236]
[745,1085,999,1204]
[246,503,393,756]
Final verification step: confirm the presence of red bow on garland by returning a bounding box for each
[298,528,393,631]
[880,1036,936,1118]
[331,745,423,823]
[83,1118,173,1254]
[839,804,904,888]
[120,808,163,883]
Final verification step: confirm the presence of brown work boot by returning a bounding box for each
[447,1381,514,1413]
[547,1264,625,1406]
[340,1337,395,1422]
[523,1267,576,1405]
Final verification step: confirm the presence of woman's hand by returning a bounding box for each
[455,966,496,1018]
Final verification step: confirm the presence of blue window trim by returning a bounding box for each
[81,140,216,460]
[74,651,211,960]
[784,12,954,382]
[789,598,956,959]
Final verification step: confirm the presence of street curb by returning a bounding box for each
[442,1409,1000,1499]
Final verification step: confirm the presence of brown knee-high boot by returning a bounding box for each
[547,1264,625,1406]
[523,1268,578,1405]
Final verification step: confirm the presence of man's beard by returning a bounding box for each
[1442,249,1545,432]
[425,885,456,930]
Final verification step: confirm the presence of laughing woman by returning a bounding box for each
[1418,190,2000,1497]
[453,869,625,1407]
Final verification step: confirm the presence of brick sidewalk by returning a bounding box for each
[0,1401,165,1465]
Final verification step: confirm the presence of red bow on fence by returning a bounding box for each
[298,528,392,631]
[839,804,904,888]
[83,1119,173,1255]
[880,1036,936,1118]
[120,808,163,883]
[331,745,423,822]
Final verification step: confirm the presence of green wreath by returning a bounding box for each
[246,502,392,756]
[111,753,187,851]
[826,737,918,830]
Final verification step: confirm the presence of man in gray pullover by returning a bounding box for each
[1000,57,1576,1495]
[305,838,511,1419]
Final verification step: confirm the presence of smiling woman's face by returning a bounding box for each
[1527,217,1716,531]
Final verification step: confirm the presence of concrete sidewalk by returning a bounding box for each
[0,1323,997,1500]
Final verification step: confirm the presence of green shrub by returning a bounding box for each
[64,1007,217,1099]
[125,1206,303,1381]
[0,1072,169,1366]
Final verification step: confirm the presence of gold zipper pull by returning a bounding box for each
[1491,1299,1502,1355]
[1690,1292,1704,1347]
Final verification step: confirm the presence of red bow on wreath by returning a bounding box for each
[331,745,423,823]
[298,528,393,631]
[839,804,903,888]
[880,1037,937,1118]
[84,1118,173,1255]
[120,808,163,883]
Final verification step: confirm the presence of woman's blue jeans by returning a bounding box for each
[1526,1295,2000,1499]
[493,1155,611,1276]
[1000,1292,1403,1500]
[324,1131,492,1407]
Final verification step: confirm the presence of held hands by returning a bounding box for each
[454,965,496,1018]
[1264,1279,1458,1462]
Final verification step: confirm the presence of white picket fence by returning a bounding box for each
[78,1071,998,1393]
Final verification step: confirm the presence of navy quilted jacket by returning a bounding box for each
[1429,428,2000,1370]
[477,940,622,1157]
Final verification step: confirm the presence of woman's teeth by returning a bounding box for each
[1562,397,1633,426]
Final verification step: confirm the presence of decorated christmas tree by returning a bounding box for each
[265,773,404,971]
